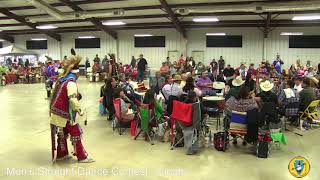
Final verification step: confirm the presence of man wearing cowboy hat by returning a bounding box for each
[256,80,278,105]
[256,80,279,125]
[226,76,245,100]
[162,74,183,100]
[49,49,94,163]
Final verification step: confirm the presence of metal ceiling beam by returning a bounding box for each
[0,23,25,27]
[6,22,320,35]
[264,13,272,38]
[59,0,83,11]
[0,32,14,43]
[4,19,320,34]
[89,17,117,39]
[5,19,320,35]
[6,0,126,11]
[0,8,61,41]
[58,0,117,39]
[75,0,125,4]
[159,0,186,38]
[3,13,252,26]
[19,9,320,24]
[6,0,315,11]
[1,9,319,22]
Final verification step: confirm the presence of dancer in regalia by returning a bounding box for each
[44,56,57,98]
[49,49,94,163]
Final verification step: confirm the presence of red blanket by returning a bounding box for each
[170,100,193,143]
[170,100,193,126]
[5,74,16,84]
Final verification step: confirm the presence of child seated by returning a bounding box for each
[114,88,135,121]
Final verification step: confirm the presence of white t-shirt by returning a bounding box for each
[294,84,303,93]
[162,83,183,100]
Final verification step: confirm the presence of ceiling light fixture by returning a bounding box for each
[102,21,126,26]
[134,34,153,37]
[206,33,226,36]
[292,15,320,20]
[78,36,96,39]
[193,17,219,22]
[31,38,47,41]
[36,25,57,29]
[280,32,303,36]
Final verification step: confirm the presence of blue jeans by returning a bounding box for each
[203,89,217,96]
[138,70,144,82]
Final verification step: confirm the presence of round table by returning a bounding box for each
[202,96,225,130]
[134,90,147,102]
[212,81,225,89]
[135,91,146,97]
[202,96,225,111]
[203,96,225,101]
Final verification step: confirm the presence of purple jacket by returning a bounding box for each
[45,65,56,80]
[196,77,212,92]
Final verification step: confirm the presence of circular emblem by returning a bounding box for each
[288,156,310,178]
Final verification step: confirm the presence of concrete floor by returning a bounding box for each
[0,78,319,180]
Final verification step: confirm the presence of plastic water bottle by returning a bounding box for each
[208,130,212,147]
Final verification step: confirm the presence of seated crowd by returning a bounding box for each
[0,58,47,85]
[99,54,320,143]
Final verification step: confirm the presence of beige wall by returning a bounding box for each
[10,27,320,68]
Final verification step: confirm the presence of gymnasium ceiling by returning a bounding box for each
[0,0,320,42]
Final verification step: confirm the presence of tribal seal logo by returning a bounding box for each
[288,156,310,178]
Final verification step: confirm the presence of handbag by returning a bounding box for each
[256,133,272,158]
[99,100,107,116]
[214,132,228,151]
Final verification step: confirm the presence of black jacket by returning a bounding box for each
[245,109,260,143]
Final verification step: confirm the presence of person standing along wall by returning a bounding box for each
[130,56,136,69]
[108,53,119,78]
[273,54,284,77]
[218,56,225,78]
[93,54,100,64]
[24,59,30,68]
[137,54,148,83]
[102,55,108,71]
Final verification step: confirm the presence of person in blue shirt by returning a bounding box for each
[273,54,284,76]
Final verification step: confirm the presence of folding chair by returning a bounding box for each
[283,101,300,131]
[170,100,202,154]
[134,104,156,145]
[202,97,225,130]
[19,75,27,83]
[299,100,320,129]
[113,98,132,135]
[204,107,220,130]
[228,111,248,145]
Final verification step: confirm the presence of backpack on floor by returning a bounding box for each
[256,133,272,158]
[214,132,228,151]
